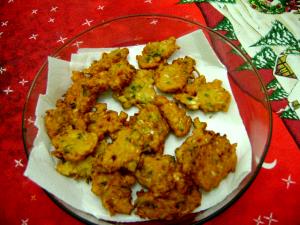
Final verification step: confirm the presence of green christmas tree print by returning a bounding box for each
[248,0,287,14]
[252,20,298,47]
[280,106,299,120]
[213,17,237,40]
[239,47,277,70]
[266,78,288,101]
[180,0,235,3]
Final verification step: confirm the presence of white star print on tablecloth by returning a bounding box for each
[48,18,55,23]
[263,213,278,225]
[1,21,8,27]
[282,174,296,189]
[97,5,105,10]
[29,34,38,40]
[72,41,83,48]
[0,66,6,74]
[14,159,24,168]
[3,86,13,95]
[150,19,158,25]
[253,215,264,225]
[82,19,93,27]
[57,36,67,43]
[31,9,38,15]
[19,79,28,86]
[50,6,58,12]
[21,218,29,225]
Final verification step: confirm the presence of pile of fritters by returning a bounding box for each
[44,37,237,220]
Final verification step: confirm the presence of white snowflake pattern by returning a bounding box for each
[57,36,67,43]
[19,78,28,86]
[8,0,14,3]
[97,5,105,10]
[253,215,264,225]
[48,18,55,23]
[150,19,158,25]
[3,86,13,95]
[1,21,8,27]
[145,0,152,3]
[50,6,58,12]
[282,174,296,189]
[72,41,83,48]
[21,218,29,225]
[27,116,35,124]
[29,33,38,40]
[263,213,278,225]
[14,159,24,168]
[0,66,7,74]
[31,9,38,15]
[82,19,93,27]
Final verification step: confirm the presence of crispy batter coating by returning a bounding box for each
[176,118,237,191]
[56,139,108,180]
[136,37,179,69]
[174,75,231,112]
[130,104,169,154]
[135,154,176,195]
[107,60,136,92]
[52,128,98,162]
[135,186,201,220]
[91,171,136,215]
[154,56,195,93]
[85,103,128,140]
[114,69,156,109]
[64,71,109,113]
[83,48,129,75]
[98,128,143,173]
[154,96,191,137]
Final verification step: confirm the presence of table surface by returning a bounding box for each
[0,1,299,225]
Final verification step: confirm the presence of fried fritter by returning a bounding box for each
[64,71,109,113]
[173,75,231,112]
[56,139,108,180]
[114,69,156,109]
[176,118,237,191]
[91,171,136,215]
[85,103,128,140]
[83,48,130,75]
[129,104,169,154]
[98,128,143,173]
[45,100,87,139]
[154,56,195,93]
[135,186,201,220]
[136,37,179,69]
[135,154,176,195]
[154,96,191,137]
[51,128,98,162]
[107,60,136,92]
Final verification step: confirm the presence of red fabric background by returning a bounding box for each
[0,1,299,225]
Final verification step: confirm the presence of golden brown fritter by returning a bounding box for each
[56,139,108,180]
[129,104,169,154]
[114,69,156,109]
[97,128,143,173]
[176,118,237,191]
[51,128,98,162]
[64,71,109,113]
[136,37,179,69]
[154,96,191,137]
[135,154,176,195]
[85,103,128,140]
[135,186,201,220]
[107,60,136,92]
[173,75,231,112]
[91,171,136,215]
[154,56,195,93]
[83,48,130,75]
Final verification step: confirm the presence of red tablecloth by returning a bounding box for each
[0,1,299,225]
